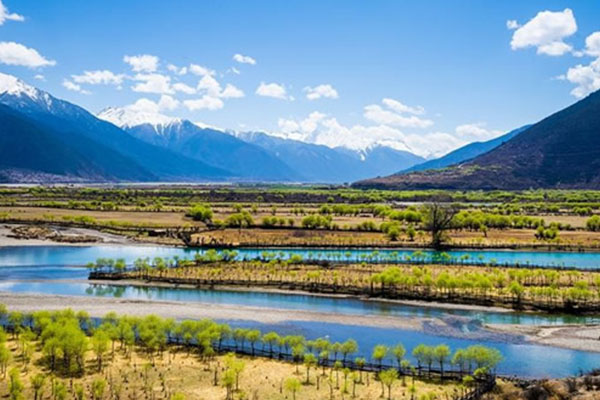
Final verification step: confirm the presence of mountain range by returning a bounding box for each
[355,88,600,190]
[3,72,598,188]
[0,73,229,183]
[0,73,428,184]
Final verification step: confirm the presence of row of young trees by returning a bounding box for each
[94,253,600,310]
[0,306,501,381]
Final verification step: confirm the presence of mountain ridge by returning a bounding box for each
[400,125,531,174]
[354,89,600,190]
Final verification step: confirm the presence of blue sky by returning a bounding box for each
[1,0,599,157]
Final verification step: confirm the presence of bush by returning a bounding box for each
[186,204,213,223]
[586,215,600,232]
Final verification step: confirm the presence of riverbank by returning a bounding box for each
[2,290,600,353]
[89,279,600,353]
[0,224,149,247]
[486,323,600,353]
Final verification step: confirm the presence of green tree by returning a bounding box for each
[303,353,317,384]
[92,378,106,400]
[284,377,301,400]
[379,369,398,400]
[91,329,110,371]
[392,343,406,369]
[372,344,389,370]
[434,344,451,378]
[8,368,24,400]
[30,374,46,400]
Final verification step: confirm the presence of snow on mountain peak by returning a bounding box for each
[97,106,181,132]
[0,72,39,98]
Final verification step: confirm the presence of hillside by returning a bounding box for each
[401,125,530,174]
[0,104,154,183]
[0,73,231,182]
[354,89,600,190]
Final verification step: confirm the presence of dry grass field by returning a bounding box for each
[0,339,460,400]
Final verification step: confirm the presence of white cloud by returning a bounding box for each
[363,99,433,128]
[0,41,55,68]
[506,20,519,30]
[584,32,600,57]
[564,58,600,98]
[34,74,45,81]
[127,98,161,114]
[510,9,577,56]
[183,96,224,111]
[381,98,425,115]
[126,96,179,114]
[275,111,458,156]
[157,94,179,111]
[62,79,90,95]
[197,74,222,96]
[233,53,256,65]
[230,67,241,75]
[454,123,503,141]
[72,70,124,85]
[167,64,187,75]
[172,82,196,95]
[273,102,504,157]
[123,54,159,72]
[0,0,23,25]
[256,82,291,100]
[189,64,215,76]
[220,83,244,98]
[304,84,339,100]
[131,73,173,94]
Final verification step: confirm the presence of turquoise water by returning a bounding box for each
[0,279,597,326]
[1,245,600,269]
[0,279,599,377]
[1,245,600,377]
[236,320,600,379]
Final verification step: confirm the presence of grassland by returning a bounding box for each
[2,186,600,249]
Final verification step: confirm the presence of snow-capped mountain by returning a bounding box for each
[0,73,231,182]
[98,106,182,131]
[0,72,427,183]
[235,131,425,183]
[97,106,300,181]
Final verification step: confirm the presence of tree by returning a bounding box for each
[372,344,389,370]
[341,339,358,364]
[434,344,451,378]
[74,383,85,400]
[292,344,305,373]
[392,343,406,369]
[30,374,46,400]
[412,344,433,375]
[224,353,245,391]
[187,204,214,223]
[422,202,458,249]
[222,369,235,400]
[54,381,67,400]
[262,331,280,355]
[91,329,110,371]
[245,330,261,356]
[304,353,317,384]
[379,369,398,400]
[284,377,301,400]
[92,378,106,400]
[0,342,11,378]
[8,368,24,400]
